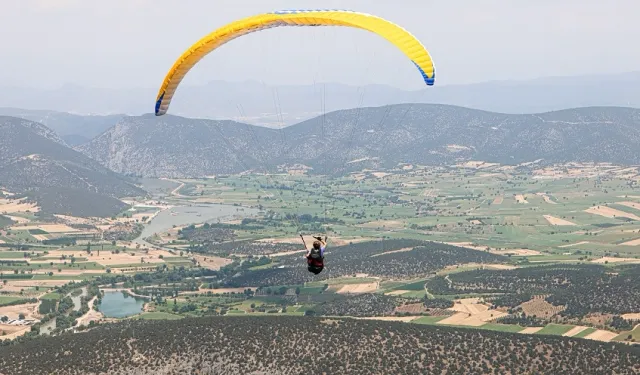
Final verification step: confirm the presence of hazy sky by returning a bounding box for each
[3,0,639,90]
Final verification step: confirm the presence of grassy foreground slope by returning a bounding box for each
[0,316,638,375]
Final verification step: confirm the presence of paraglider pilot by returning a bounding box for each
[300,234,327,275]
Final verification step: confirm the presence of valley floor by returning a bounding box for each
[2,162,640,348]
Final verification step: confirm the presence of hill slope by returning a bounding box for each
[77,114,281,178]
[0,316,637,375]
[78,105,640,177]
[0,107,123,146]
[0,116,146,217]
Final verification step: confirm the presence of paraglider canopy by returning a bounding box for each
[154,9,436,116]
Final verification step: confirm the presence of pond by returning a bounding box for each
[98,291,147,318]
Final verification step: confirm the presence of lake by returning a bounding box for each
[98,291,147,318]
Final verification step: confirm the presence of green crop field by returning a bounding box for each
[0,296,29,306]
[614,325,640,342]
[41,292,62,300]
[481,323,528,333]
[0,251,30,259]
[135,312,183,320]
[0,215,14,229]
[535,324,576,336]
[391,279,428,291]
[574,328,598,339]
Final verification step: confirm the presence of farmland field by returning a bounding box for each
[2,162,640,347]
[535,324,576,336]
[159,162,640,263]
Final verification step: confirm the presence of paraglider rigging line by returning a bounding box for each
[229,97,304,234]
[344,48,376,153]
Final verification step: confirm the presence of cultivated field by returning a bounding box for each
[437,298,508,327]
[519,295,566,318]
[4,161,640,348]
[585,205,640,221]
[335,282,379,294]
[543,215,577,226]
[0,198,39,214]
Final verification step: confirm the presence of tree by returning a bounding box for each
[18,313,25,320]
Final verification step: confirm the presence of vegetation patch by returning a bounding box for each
[135,312,183,320]
[1,316,638,375]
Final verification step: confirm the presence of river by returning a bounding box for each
[69,287,87,311]
[131,178,260,247]
[39,318,56,335]
[39,286,87,336]
[132,204,259,248]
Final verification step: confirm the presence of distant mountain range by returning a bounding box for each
[1,71,639,127]
[0,116,145,217]
[0,108,123,146]
[76,104,640,178]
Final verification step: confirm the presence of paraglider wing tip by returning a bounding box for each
[413,61,435,86]
[155,92,166,116]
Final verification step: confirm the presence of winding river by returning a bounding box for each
[132,204,259,249]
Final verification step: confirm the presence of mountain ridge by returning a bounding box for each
[0,116,146,217]
[0,108,124,146]
[76,104,640,178]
